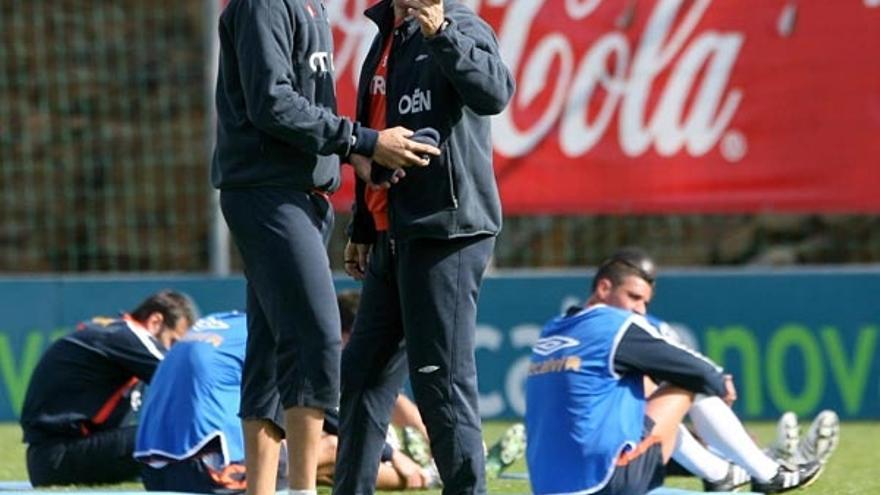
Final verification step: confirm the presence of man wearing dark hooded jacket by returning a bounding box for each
[336,1,514,493]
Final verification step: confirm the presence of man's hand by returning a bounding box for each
[344,240,371,280]
[403,0,445,37]
[350,153,405,189]
[390,450,428,489]
[373,126,440,169]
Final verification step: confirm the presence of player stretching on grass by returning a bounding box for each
[525,248,826,494]
[20,290,197,487]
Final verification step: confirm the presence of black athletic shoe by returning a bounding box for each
[703,462,751,492]
[751,460,823,494]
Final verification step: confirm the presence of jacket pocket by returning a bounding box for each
[259,134,293,163]
[392,144,458,215]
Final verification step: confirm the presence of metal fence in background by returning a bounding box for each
[492,214,880,269]
[0,1,211,271]
[2,2,880,273]
[328,214,880,271]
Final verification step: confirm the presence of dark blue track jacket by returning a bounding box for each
[212,0,378,192]
[350,0,515,242]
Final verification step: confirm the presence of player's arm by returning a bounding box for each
[102,328,166,382]
[349,175,377,240]
[344,175,377,279]
[612,320,727,398]
[231,0,377,158]
[392,394,429,441]
[419,3,515,115]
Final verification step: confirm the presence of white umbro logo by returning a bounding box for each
[415,54,429,62]
[533,336,579,356]
[418,365,440,374]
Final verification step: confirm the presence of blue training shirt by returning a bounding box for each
[525,304,652,495]
[135,311,246,466]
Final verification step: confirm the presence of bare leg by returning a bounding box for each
[314,434,428,491]
[286,406,325,490]
[376,462,408,490]
[644,384,695,462]
[316,434,338,486]
[244,419,284,495]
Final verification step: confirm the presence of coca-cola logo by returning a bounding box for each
[328,0,748,162]
[493,0,745,162]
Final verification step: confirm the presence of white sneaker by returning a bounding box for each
[766,411,800,462]
[402,426,432,468]
[751,460,823,494]
[485,423,527,479]
[795,410,839,465]
[703,462,751,492]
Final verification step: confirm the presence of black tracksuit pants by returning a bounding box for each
[221,187,341,416]
[334,231,494,495]
[26,426,140,486]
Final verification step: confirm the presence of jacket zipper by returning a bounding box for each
[446,146,459,209]
[386,26,401,234]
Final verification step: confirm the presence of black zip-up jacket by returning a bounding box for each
[350,0,514,243]
[212,0,377,191]
[20,318,166,445]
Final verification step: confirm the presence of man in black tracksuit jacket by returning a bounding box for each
[212,1,438,494]
[336,1,514,494]
[19,291,196,486]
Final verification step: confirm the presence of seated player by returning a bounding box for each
[134,296,440,493]
[134,310,288,493]
[19,290,198,486]
[525,248,825,495]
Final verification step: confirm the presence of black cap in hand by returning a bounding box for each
[371,127,441,184]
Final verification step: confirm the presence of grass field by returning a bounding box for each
[2,421,879,494]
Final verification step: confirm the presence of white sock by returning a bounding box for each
[288,490,317,495]
[673,424,730,481]
[689,395,779,482]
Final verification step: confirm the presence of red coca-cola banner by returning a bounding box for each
[323,0,880,213]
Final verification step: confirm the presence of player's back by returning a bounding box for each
[525,305,646,495]
[135,311,246,466]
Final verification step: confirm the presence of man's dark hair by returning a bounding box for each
[337,289,361,337]
[591,247,657,291]
[130,290,199,329]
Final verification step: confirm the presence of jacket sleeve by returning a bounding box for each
[424,4,515,116]
[232,0,376,157]
[612,320,727,397]
[102,328,167,383]
[348,176,378,244]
